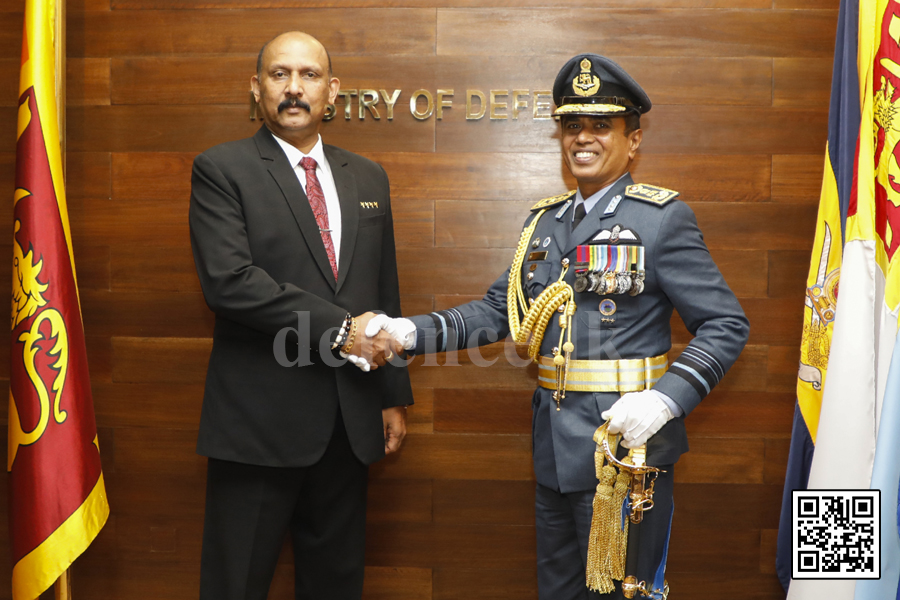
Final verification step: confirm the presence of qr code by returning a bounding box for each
[792,490,880,579]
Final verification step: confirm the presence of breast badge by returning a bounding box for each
[599,299,617,324]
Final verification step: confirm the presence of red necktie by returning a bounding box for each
[300,157,338,281]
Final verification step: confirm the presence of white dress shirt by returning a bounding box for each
[271,132,342,266]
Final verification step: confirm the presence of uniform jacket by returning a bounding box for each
[190,126,413,468]
[410,173,748,492]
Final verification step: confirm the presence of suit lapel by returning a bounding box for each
[326,145,359,294]
[255,127,337,291]
[564,174,634,255]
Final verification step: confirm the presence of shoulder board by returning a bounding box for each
[530,190,576,212]
[625,184,679,206]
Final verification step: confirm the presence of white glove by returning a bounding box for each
[365,314,417,351]
[601,389,674,449]
[341,351,372,372]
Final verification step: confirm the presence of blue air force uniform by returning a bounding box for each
[408,55,749,599]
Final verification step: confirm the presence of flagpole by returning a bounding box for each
[53,0,71,598]
[54,569,70,600]
[56,0,65,173]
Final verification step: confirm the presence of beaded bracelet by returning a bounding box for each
[331,313,353,350]
[340,317,359,354]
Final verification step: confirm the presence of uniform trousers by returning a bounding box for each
[534,465,674,600]
[199,409,369,600]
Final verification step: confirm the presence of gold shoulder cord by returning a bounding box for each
[507,210,577,409]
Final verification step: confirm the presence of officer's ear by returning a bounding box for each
[627,128,642,159]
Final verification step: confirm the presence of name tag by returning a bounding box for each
[528,251,548,261]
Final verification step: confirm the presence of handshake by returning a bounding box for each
[342,312,416,372]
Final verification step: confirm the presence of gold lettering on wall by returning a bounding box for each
[533,90,552,120]
[410,89,435,120]
[337,89,358,120]
[359,89,380,120]
[436,89,454,120]
[512,90,529,120]
[467,90,487,120]
[489,90,508,120]
[380,89,401,120]
[249,86,557,122]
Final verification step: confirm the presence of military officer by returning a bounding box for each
[363,54,749,599]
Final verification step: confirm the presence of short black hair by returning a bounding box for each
[623,111,641,135]
[256,35,333,77]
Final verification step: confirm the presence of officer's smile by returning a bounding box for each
[560,115,642,198]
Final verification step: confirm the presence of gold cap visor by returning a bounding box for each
[552,103,629,118]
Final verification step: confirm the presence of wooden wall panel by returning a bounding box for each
[71,0,111,10]
[432,480,535,525]
[366,522,536,570]
[0,11,22,60]
[686,392,795,437]
[111,0,774,9]
[435,105,828,154]
[66,152,111,198]
[774,58,832,108]
[769,249,812,297]
[69,105,435,152]
[767,345,801,392]
[436,9,838,58]
[0,1,832,598]
[371,152,772,203]
[68,58,111,105]
[0,60,17,107]
[0,108,15,151]
[0,153,13,202]
[69,10,437,57]
[433,389,532,434]
[773,154,826,203]
[361,567,432,600]
[777,0,839,8]
[370,433,534,481]
[93,382,204,428]
[433,568,537,600]
[109,55,776,107]
[676,483,782,530]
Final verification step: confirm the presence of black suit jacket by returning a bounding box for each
[189,126,413,468]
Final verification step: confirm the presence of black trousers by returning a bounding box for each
[534,466,674,600]
[199,410,369,600]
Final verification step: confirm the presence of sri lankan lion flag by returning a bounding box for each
[784,0,900,597]
[9,1,109,598]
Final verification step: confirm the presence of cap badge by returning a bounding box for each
[573,58,601,97]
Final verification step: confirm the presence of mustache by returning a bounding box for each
[278,97,311,113]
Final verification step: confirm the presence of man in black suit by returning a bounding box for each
[189,31,411,600]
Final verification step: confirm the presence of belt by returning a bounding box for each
[537,353,668,393]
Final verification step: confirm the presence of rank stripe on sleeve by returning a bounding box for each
[668,346,725,398]
[428,308,467,353]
